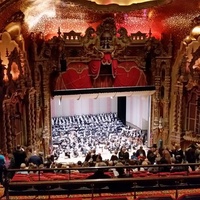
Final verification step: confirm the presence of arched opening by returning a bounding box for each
[50,89,154,163]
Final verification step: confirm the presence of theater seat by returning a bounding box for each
[10,174,32,191]
[136,174,158,187]
[177,194,200,200]
[136,195,174,200]
[187,172,200,185]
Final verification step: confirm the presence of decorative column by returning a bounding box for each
[2,101,7,153]
[30,92,36,149]
[177,84,183,134]
[162,60,171,144]
[42,63,51,157]
[171,84,179,133]
[27,90,33,147]
[4,100,13,153]
[34,68,42,151]
[152,75,161,143]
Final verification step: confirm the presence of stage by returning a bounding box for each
[55,144,148,165]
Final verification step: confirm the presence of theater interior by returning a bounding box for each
[1,0,200,199]
[0,0,200,163]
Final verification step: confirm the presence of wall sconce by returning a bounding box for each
[158,117,163,133]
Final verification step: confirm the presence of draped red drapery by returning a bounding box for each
[55,62,92,90]
[113,61,147,87]
[88,53,118,79]
[55,59,147,90]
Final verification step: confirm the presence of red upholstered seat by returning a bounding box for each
[170,171,187,176]
[158,172,170,176]
[136,174,158,187]
[187,172,200,185]
[177,193,200,200]
[136,195,174,200]
[29,174,50,181]
[188,171,200,175]
[11,174,31,182]
[50,174,67,180]
[10,174,32,191]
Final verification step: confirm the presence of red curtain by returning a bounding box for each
[113,61,147,87]
[55,60,147,90]
[55,62,92,89]
[88,60,101,79]
[89,53,118,79]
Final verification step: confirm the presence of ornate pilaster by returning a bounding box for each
[152,75,161,143]
[2,101,7,153]
[27,94,32,147]
[3,100,12,152]
[33,66,43,151]
[177,85,183,134]
[30,91,36,149]
[42,63,51,157]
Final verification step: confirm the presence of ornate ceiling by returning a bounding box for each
[0,0,199,45]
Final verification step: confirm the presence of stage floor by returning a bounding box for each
[55,145,148,165]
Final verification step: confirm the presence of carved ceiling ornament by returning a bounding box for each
[176,19,200,91]
[173,16,200,145]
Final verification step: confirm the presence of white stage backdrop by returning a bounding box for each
[51,95,149,130]
[126,96,149,130]
[51,96,117,117]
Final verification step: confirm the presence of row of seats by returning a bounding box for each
[6,170,200,200]
[136,194,200,200]
[11,170,200,182]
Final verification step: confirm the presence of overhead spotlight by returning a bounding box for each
[128,92,133,97]
[94,93,99,99]
[58,96,62,105]
[111,92,117,99]
[77,94,81,100]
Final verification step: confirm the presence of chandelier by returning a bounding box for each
[88,0,160,6]
[70,0,173,12]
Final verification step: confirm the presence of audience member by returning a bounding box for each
[27,151,43,167]
[147,144,157,164]
[0,150,5,185]
[13,145,27,169]
[185,143,197,171]
[17,163,29,174]
[118,147,129,162]
[87,162,110,179]
[110,150,118,161]
[171,143,184,164]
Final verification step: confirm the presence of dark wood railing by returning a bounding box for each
[3,163,200,200]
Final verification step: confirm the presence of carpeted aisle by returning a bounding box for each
[1,188,200,200]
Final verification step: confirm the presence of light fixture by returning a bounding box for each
[71,0,173,12]
[111,92,117,99]
[77,94,81,100]
[94,93,99,99]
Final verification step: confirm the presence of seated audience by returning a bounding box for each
[27,151,43,167]
[147,144,158,164]
[17,163,29,174]
[118,146,129,162]
[110,150,118,161]
[87,162,110,179]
